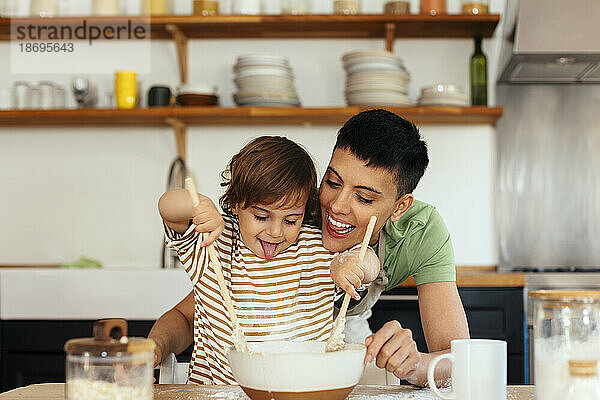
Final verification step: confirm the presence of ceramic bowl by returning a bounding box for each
[346,81,409,94]
[177,83,217,96]
[420,84,463,97]
[237,54,290,66]
[342,49,403,64]
[235,75,295,89]
[227,341,366,400]
[347,70,410,84]
[234,66,294,79]
[177,94,219,106]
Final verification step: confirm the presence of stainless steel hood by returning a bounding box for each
[498,0,600,83]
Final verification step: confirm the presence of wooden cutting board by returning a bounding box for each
[0,383,535,399]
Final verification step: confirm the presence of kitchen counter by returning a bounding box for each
[0,266,524,321]
[398,266,526,287]
[0,383,536,399]
[0,268,192,320]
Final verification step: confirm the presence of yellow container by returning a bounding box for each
[115,71,137,110]
[193,0,219,16]
[142,0,169,15]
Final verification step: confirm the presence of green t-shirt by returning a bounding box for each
[372,199,456,290]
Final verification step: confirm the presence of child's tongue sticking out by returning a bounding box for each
[259,240,278,259]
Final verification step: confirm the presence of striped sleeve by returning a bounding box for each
[164,223,207,287]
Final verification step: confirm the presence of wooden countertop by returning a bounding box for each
[398,266,526,288]
[0,383,535,399]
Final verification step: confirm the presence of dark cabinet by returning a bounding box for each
[3,353,65,389]
[0,320,193,392]
[369,287,525,384]
[0,288,526,392]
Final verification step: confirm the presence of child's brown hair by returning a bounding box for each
[220,136,320,226]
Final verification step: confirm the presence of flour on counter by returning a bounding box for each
[67,379,152,400]
[348,386,451,399]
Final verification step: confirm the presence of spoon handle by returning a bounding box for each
[185,177,247,350]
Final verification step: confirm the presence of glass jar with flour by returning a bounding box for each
[530,290,600,400]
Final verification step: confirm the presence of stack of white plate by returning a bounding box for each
[342,49,412,107]
[233,55,301,107]
[418,84,469,106]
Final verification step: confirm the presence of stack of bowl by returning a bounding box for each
[342,49,411,107]
[176,84,219,106]
[418,84,469,106]
[233,55,301,107]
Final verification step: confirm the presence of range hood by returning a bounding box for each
[499,0,600,84]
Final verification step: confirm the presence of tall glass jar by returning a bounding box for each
[333,0,360,15]
[462,0,488,15]
[530,290,600,400]
[64,319,155,400]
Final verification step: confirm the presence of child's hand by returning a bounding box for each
[190,194,224,247]
[330,247,380,301]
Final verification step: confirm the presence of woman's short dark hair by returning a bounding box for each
[335,109,429,198]
[220,136,320,226]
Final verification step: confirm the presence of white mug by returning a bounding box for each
[427,339,507,400]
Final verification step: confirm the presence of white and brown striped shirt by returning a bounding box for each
[165,215,336,385]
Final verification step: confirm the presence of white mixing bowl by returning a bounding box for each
[227,341,366,400]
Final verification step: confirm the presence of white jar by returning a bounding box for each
[92,0,119,15]
[30,0,58,17]
[231,0,261,15]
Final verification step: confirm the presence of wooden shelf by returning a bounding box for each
[0,106,503,126]
[0,14,500,41]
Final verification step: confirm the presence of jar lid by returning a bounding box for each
[569,360,598,377]
[64,319,155,355]
[529,290,600,300]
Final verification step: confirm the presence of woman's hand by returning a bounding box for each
[365,320,422,384]
[330,247,380,300]
[190,193,224,247]
[153,345,163,369]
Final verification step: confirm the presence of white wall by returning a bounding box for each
[0,0,505,268]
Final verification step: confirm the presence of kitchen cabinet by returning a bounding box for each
[0,320,193,392]
[369,287,525,384]
[0,289,525,391]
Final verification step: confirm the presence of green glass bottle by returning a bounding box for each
[470,36,487,106]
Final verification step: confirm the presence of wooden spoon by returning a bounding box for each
[326,215,377,352]
[185,177,249,352]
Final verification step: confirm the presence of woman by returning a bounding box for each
[322,109,469,386]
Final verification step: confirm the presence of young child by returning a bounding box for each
[159,136,379,385]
